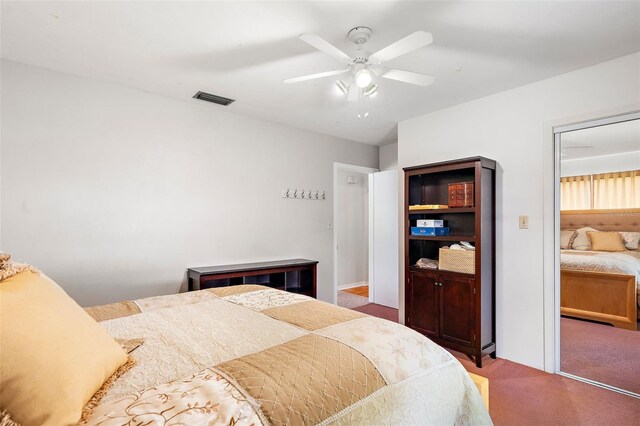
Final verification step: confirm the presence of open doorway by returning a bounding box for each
[554,113,640,397]
[333,163,375,309]
[333,163,400,313]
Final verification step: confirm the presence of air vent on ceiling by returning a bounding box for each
[193,91,235,106]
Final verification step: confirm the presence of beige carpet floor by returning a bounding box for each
[337,290,369,309]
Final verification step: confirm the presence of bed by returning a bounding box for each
[560,209,640,330]
[80,285,491,425]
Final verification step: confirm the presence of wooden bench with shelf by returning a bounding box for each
[187,259,318,298]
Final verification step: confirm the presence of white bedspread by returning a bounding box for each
[561,249,640,281]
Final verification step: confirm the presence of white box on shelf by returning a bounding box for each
[416,219,444,228]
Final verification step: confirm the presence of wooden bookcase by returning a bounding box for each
[187,259,318,298]
[403,157,496,367]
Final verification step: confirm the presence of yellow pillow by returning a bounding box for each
[587,231,626,252]
[0,271,128,425]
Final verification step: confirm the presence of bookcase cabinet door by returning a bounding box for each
[439,276,475,347]
[408,272,439,337]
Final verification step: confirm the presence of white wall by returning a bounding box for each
[335,169,368,288]
[398,52,640,370]
[0,60,378,306]
[379,143,398,171]
[561,151,640,176]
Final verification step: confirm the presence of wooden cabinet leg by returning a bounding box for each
[490,351,496,359]
[475,354,483,368]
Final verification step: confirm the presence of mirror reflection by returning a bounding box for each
[559,118,640,395]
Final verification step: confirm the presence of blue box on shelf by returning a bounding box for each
[411,227,450,236]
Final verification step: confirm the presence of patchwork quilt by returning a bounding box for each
[84,285,491,425]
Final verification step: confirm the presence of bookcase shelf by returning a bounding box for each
[408,235,476,242]
[409,207,476,214]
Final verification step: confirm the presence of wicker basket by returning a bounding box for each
[439,248,475,275]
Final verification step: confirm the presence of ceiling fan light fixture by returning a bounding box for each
[355,69,372,88]
[363,83,378,97]
[335,80,348,95]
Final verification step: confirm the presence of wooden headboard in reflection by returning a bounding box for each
[560,208,640,231]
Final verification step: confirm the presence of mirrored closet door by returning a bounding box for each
[556,116,640,396]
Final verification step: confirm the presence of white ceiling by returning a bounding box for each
[561,119,640,160]
[2,1,639,146]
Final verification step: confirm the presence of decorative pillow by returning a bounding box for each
[0,252,39,281]
[560,230,576,250]
[571,227,599,250]
[620,232,640,250]
[0,271,129,425]
[587,231,626,252]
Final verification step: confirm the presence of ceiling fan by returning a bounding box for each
[283,26,434,102]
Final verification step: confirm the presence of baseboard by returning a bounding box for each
[338,281,368,291]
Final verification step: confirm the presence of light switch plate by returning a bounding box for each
[519,215,529,229]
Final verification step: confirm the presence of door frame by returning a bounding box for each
[332,162,378,305]
[542,108,640,381]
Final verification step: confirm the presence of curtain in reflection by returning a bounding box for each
[560,175,592,210]
[593,170,640,209]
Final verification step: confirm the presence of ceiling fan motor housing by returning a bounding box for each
[348,26,372,46]
[349,27,373,70]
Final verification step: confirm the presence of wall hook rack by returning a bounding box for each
[281,188,326,200]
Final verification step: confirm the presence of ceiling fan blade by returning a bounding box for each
[379,68,435,86]
[369,31,433,64]
[299,33,353,65]
[283,68,350,84]
[347,83,360,102]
